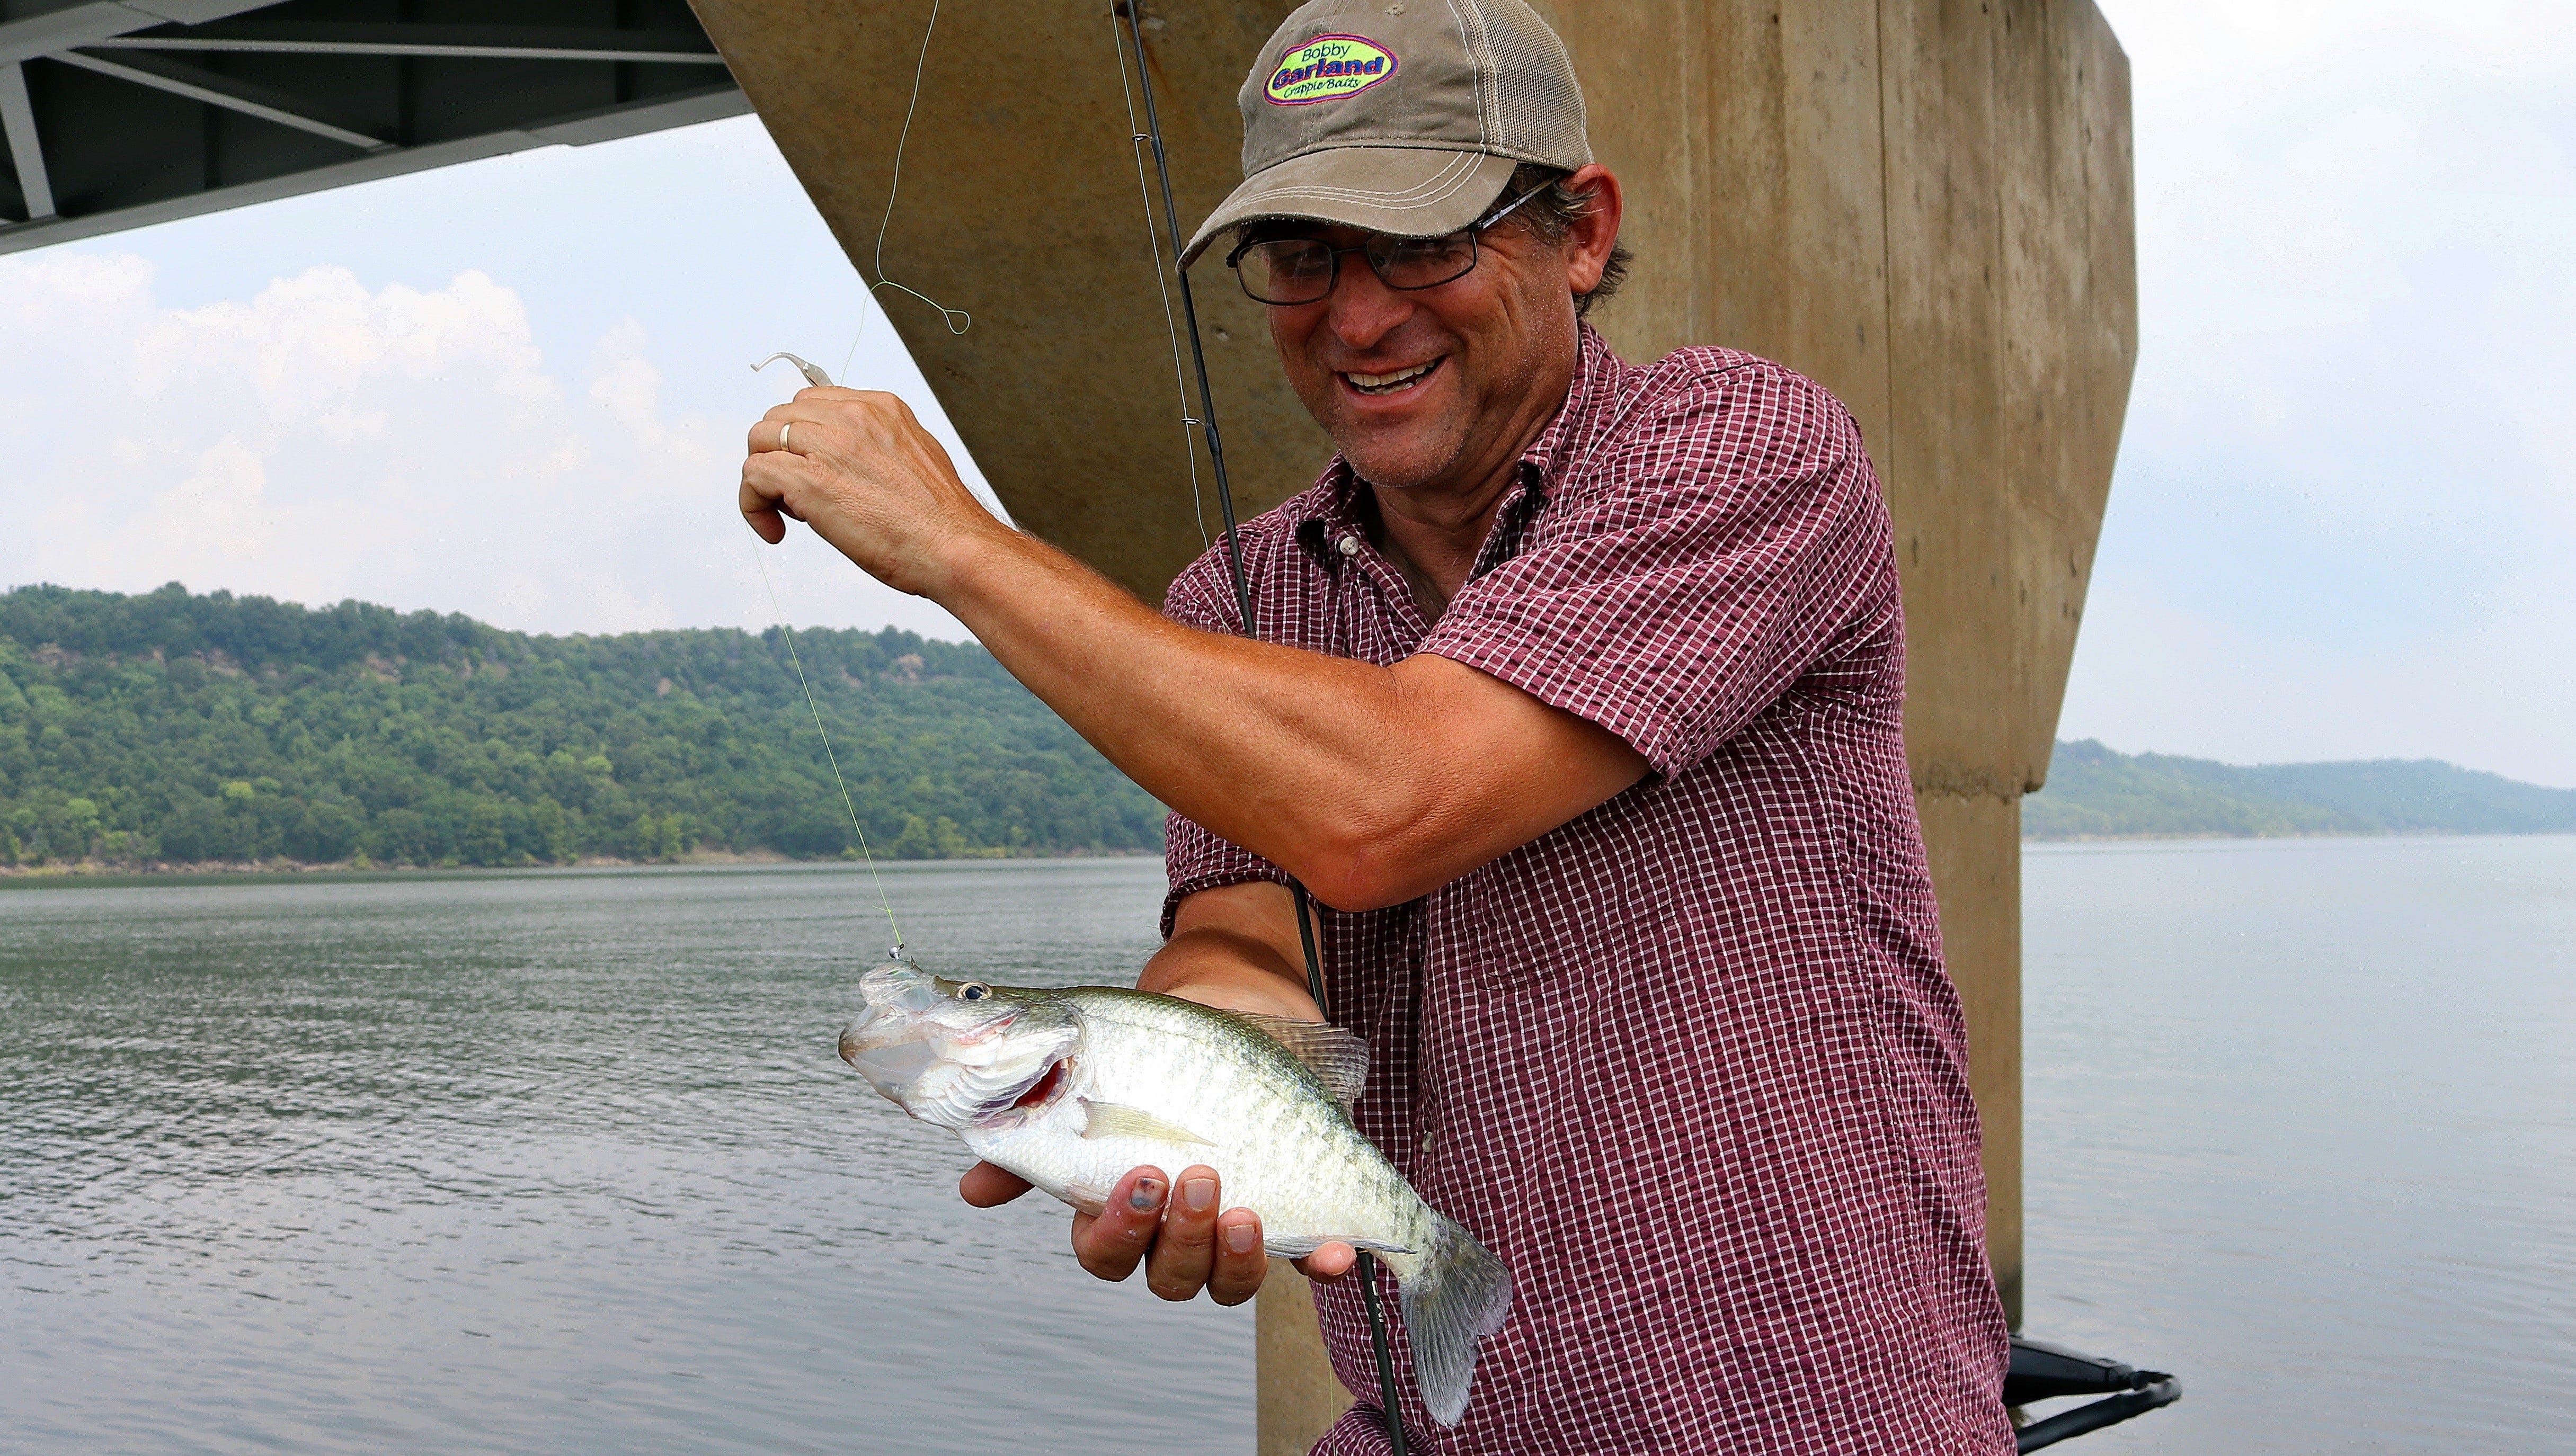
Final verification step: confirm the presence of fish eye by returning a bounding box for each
[957,982,991,1001]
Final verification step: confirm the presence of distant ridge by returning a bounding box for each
[12,584,2568,867]
[0,583,1162,871]
[2026,739,2576,839]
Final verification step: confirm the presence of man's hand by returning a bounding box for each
[961,1160,1355,1303]
[739,387,1002,598]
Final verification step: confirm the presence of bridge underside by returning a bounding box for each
[0,0,747,255]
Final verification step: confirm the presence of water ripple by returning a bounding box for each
[1,860,1247,1455]
[2021,835,2576,1453]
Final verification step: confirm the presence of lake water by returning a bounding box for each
[0,860,1250,1455]
[3,839,2570,1453]
[2021,835,2575,1453]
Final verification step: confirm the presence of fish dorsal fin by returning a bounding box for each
[1080,1099,1214,1147]
[1236,1012,1369,1112]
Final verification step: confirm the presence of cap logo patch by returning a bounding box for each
[1265,34,1397,105]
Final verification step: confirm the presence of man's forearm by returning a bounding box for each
[1140,924,1322,1021]
[738,390,1647,908]
[937,524,1418,899]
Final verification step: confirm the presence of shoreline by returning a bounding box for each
[8,832,2565,882]
[0,846,1161,881]
[2020,826,2576,843]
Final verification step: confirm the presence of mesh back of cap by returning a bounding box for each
[1468,0,1592,167]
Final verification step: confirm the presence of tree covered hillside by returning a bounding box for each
[2027,738,2576,838]
[0,584,1164,869]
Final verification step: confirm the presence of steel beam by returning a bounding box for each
[0,5,162,68]
[0,79,749,256]
[52,47,392,151]
[0,4,748,244]
[0,2,280,67]
[0,60,55,221]
[85,24,729,66]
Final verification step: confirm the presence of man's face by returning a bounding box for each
[1259,211,1582,497]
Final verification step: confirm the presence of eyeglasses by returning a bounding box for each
[1224,185,1548,306]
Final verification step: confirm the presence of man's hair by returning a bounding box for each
[1226,163,1634,317]
[1504,163,1631,318]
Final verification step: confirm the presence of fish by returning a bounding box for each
[837,958,1513,1427]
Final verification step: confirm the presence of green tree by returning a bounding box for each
[0,583,1166,868]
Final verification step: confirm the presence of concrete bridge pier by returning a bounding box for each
[683,2,2133,1448]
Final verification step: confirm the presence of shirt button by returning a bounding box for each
[1336,534,1360,556]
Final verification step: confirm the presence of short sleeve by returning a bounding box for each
[1159,812,1291,936]
[1159,546,1243,639]
[1159,547,1290,936]
[1419,364,1895,777]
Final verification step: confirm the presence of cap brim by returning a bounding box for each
[1180,147,1518,266]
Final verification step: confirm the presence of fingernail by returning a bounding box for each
[1182,1177,1215,1213]
[1129,1177,1163,1212]
[1224,1221,1259,1254]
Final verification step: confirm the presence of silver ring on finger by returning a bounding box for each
[778,422,793,451]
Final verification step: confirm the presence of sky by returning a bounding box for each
[2064,0,2575,785]
[0,2,2568,785]
[0,115,999,646]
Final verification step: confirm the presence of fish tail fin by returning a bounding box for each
[1390,1212,1513,1427]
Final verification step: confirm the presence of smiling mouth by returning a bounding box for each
[1342,358,1442,396]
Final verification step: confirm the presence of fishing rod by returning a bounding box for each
[1108,4,1412,1450]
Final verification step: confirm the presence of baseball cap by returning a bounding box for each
[1178,0,1593,266]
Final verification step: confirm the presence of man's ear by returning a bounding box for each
[1559,164,1624,296]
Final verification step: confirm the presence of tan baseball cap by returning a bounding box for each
[1178,0,1593,266]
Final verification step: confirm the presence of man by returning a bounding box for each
[735,0,2012,1450]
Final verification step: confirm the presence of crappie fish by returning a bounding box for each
[837,959,1512,1426]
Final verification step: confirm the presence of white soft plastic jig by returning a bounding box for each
[754,353,835,389]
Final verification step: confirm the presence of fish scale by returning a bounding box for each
[970,989,1425,1260]
[838,961,1512,1426]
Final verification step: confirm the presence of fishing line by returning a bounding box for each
[741,513,905,961]
[753,1,967,952]
[837,0,971,387]
[741,2,962,969]
[1106,5,1212,552]
[1110,4,1409,1449]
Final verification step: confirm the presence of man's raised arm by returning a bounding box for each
[738,401,1647,910]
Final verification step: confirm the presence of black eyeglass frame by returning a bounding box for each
[1222,183,1551,306]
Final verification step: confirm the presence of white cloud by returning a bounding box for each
[148,437,273,560]
[2102,0,2576,87]
[2062,1,2576,785]
[0,246,985,643]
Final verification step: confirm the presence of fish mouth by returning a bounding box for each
[836,1003,918,1068]
[839,1026,941,1095]
[836,996,972,1094]
[839,997,1077,1129]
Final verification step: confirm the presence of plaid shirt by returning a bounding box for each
[1161,325,2012,1454]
